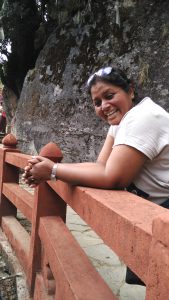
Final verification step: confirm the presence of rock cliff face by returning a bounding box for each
[13,0,169,161]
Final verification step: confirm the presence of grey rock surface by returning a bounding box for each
[12,0,169,160]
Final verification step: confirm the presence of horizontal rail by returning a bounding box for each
[5,152,30,169]
[1,216,30,273]
[2,183,33,221]
[39,216,117,300]
[48,180,167,283]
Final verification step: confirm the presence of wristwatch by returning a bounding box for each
[50,163,59,181]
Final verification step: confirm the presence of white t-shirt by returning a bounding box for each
[108,97,169,204]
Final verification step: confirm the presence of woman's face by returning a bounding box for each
[91,81,134,125]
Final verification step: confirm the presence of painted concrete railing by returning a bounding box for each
[0,134,169,300]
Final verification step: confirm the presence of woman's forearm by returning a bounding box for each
[56,162,114,189]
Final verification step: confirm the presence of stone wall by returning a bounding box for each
[13,0,169,161]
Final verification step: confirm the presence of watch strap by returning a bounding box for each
[50,163,59,181]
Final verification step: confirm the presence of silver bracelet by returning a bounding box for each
[50,163,59,181]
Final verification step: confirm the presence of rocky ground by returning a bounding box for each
[0,252,17,300]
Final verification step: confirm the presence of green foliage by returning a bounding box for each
[0,0,50,98]
[0,0,89,99]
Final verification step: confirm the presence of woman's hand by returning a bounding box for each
[22,156,55,188]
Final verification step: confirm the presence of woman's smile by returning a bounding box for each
[106,109,118,116]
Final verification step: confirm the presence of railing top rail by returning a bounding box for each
[49,180,166,233]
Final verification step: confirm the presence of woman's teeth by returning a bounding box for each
[106,110,117,116]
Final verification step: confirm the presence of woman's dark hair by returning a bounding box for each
[87,67,134,96]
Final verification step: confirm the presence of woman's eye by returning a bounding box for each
[106,94,114,100]
[94,99,102,107]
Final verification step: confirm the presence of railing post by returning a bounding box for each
[27,142,66,296]
[0,134,20,224]
[146,211,169,300]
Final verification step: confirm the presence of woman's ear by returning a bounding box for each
[129,85,135,100]
[131,93,135,100]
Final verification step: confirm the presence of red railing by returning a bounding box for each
[0,134,169,300]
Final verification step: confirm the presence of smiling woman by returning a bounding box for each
[22,66,169,286]
[90,81,134,125]
[87,67,135,125]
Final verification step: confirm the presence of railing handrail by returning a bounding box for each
[5,151,31,168]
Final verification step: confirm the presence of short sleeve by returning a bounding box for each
[113,105,168,160]
[108,125,119,139]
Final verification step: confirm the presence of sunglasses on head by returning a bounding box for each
[87,67,112,86]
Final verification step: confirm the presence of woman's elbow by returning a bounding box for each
[103,175,130,190]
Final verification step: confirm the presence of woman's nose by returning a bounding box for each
[101,100,110,111]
